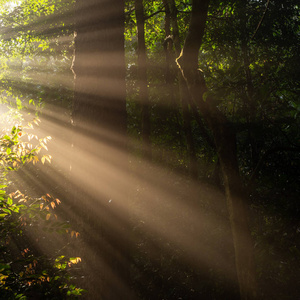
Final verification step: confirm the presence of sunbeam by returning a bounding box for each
[0,0,299,300]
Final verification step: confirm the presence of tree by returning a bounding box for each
[163,0,199,178]
[1,0,299,298]
[135,0,151,159]
[71,0,135,299]
[176,0,257,299]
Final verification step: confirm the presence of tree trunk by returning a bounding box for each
[167,0,198,178]
[71,0,135,299]
[176,1,257,299]
[239,2,260,171]
[135,0,151,159]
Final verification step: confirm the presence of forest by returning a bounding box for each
[0,0,299,299]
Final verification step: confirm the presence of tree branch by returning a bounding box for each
[250,0,270,40]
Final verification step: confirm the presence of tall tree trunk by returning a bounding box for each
[176,1,257,299]
[162,0,173,92]
[239,2,260,171]
[71,0,135,299]
[167,0,198,178]
[135,0,151,159]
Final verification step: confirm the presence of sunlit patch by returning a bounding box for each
[1,0,298,299]
[0,1,241,297]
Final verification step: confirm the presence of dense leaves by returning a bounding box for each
[125,0,300,299]
[0,125,83,299]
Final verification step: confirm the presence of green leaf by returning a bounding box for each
[9,205,19,213]
[0,262,11,272]
[55,255,65,262]
[16,97,23,110]
[7,197,13,205]
[2,208,11,214]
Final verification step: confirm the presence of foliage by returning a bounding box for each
[0,0,74,114]
[0,124,84,299]
[0,0,299,298]
[125,0,300,298]
[0,1,81,298]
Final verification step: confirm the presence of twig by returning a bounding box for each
[251,0,270,40]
